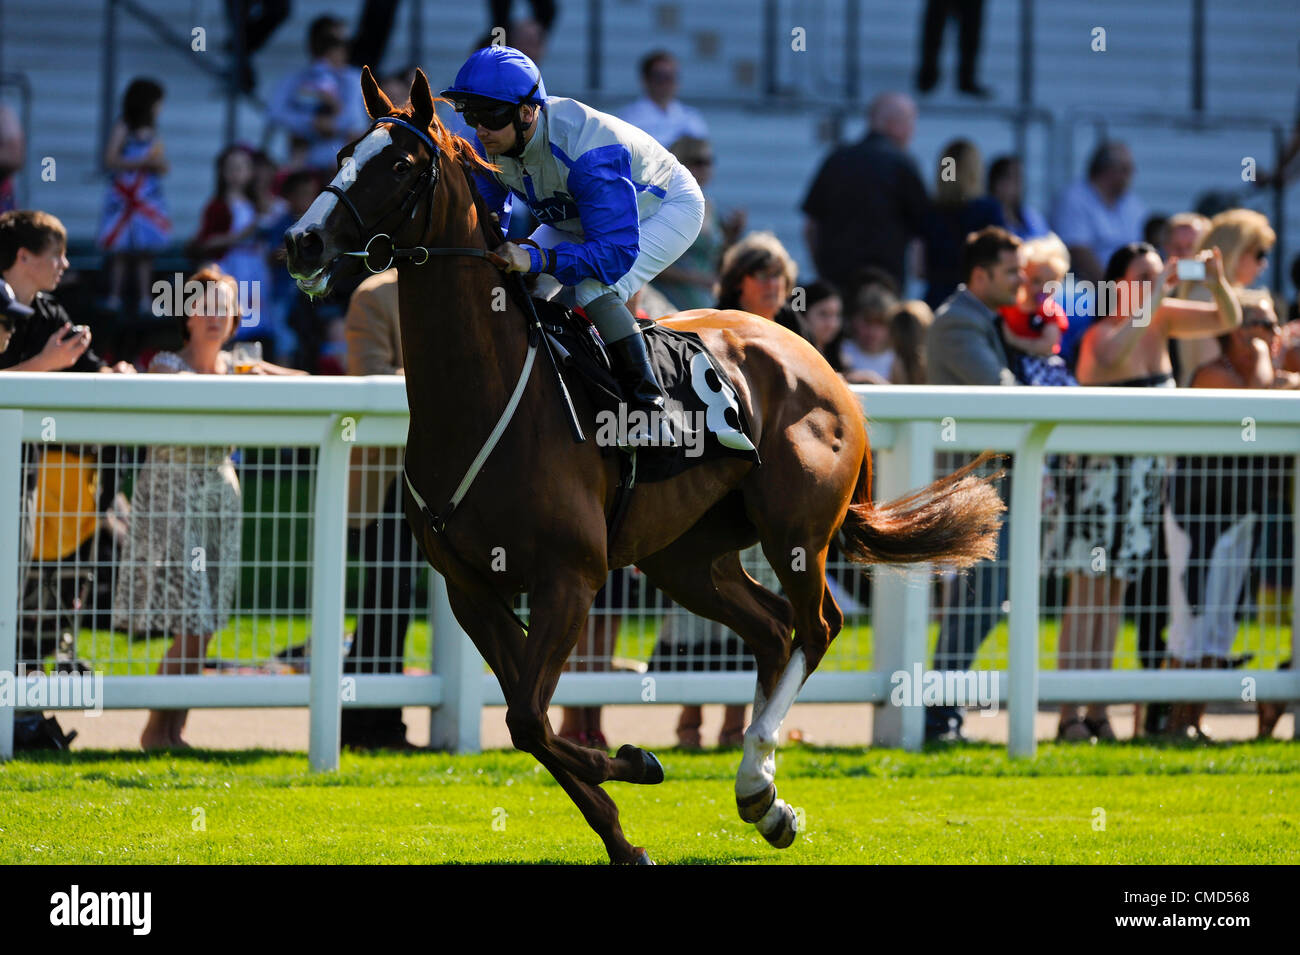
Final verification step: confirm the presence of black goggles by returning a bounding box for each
[460,100,517,131]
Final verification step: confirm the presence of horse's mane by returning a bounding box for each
[393,98,500,179]
[390,100,507,250]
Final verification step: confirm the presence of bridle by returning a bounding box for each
[317,113,583,635]
[324,115,502,273]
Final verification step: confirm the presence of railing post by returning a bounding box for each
[408,0,422,78]
[0,411,21,760]
[429,572,484,753]
[99,0,118,173]
[1017,0,1033,108]
[308,415,350,771]
[1190,0,1205,113]
[586,0,602,94]
[843,0,859,102]
[226,0,246,147]
[762,0,778,97]
[1008,422,1053,757]
[871,419,934,751]
[1293,453,1300,741]
[1271,124,1286,296]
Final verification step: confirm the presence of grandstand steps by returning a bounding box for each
[0,0,1295,296]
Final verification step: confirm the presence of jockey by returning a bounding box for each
[441,45,705,448]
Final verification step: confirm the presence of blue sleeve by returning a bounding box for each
[467,135,513,235]
[546,144,640,287]
[472,171,513,235]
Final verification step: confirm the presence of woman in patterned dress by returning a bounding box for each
[98,78,170,315]
[1054,242,1240,741]
[112,266,304,749]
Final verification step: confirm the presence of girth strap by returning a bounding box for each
[403,334,538,535]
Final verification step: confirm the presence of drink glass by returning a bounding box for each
[233,341,262,375]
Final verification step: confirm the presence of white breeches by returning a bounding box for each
[527,163,705,307]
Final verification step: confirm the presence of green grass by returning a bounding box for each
[72,613,1292,677]
[3,743,1298,864]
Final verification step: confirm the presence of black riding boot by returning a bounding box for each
[606,332,678,448]
[584,292,677,449]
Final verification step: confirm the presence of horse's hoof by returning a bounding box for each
[758,800,799,850]
[617,744,665,785]
[612,848,656,865]
[736,782,776,824]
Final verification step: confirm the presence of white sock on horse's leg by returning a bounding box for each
[751,682,768,727]
[736,648,806,799]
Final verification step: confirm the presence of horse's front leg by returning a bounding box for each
[449,578,648,863]
[505,572,658,864]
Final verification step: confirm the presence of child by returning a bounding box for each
[999,234,1077,387]
[796,278,844,370]
[191,146,275,354]
[841,282,898,384]
[98,78,170,316]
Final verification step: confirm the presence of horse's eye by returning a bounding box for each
[393,160,411,176]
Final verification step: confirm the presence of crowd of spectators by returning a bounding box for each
[1,7,1298,751]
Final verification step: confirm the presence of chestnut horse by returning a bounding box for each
[285,67,1004,864]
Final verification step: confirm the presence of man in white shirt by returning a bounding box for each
[1050,142,1146,282]
[617,50,709,148]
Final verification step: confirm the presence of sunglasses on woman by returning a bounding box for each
[1255,247,1270,262]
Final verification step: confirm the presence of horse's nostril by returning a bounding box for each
[298,230,324,260]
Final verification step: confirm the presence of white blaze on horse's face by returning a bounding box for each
[296,126,395,237]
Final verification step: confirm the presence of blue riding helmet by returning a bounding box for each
[440,45,547,107]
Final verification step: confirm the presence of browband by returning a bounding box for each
[374,115,436,152]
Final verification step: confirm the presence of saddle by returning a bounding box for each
[531,297,761,484]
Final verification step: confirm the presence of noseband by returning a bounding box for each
[325,115,499,273]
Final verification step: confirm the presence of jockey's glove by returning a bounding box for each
[494,241,534,273]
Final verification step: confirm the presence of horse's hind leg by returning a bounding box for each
[637,543,805,848]
[639,546,793,687]
[727,540,847,850]
[734,458,851,846]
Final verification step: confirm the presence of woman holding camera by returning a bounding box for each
[1056,242,1240,741]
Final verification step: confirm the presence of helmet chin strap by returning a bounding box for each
[503,109,529,159]
[502,81,542,160]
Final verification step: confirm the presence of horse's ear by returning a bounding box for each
[410,68,436,129]
[361,65,394,120]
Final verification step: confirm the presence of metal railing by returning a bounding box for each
[98,0,268,167]
[2,375,1297,767]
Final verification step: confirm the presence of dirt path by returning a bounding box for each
[53,703,1294,752]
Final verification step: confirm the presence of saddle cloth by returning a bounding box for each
[532,298,762,483]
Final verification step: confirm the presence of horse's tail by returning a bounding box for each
[837,450,1006,568]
